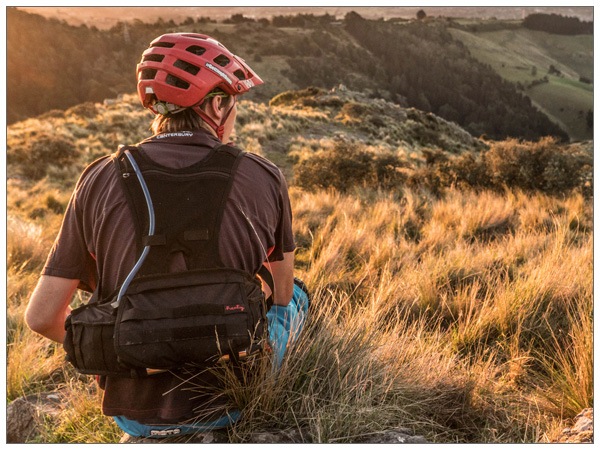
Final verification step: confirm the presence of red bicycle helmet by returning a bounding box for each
[137,33,263,112]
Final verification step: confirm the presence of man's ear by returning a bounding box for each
[208,95,225,120]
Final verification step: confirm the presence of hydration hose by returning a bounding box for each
[111,150,155,309]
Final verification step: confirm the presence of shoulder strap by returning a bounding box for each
[112,145,146,256]
[111,146,156,308]
[212,145,245,259]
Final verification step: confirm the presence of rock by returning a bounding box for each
[6,398,39,443]
[7,391,72,443]
[248,428,304,443]
[556,408,593,443]
[572,408,593,433]
[358,428,429,444]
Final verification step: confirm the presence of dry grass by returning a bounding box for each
[279,187,590,442]
[39,375,122,444]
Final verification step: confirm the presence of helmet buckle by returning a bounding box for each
[155,102,170,116]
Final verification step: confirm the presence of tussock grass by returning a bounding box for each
[272,187,590,442]
[221,290,475,443]
[7,215,55,350]
[7,215,49,273]
[7,215,62,400]
[535,290,593,418]
[7,327,64,401]
[39,373,122,444]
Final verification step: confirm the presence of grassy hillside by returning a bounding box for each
[448,26,593,141]
[7,89,592,443]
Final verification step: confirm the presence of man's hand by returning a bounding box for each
[25,275,79,343]
[263,251,294,307]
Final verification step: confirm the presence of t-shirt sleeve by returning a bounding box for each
[267,174,296,262]
[42,165,99,292]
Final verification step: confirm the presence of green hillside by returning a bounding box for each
[449,26,593,141]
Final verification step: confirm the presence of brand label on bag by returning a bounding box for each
[225,304,245,312]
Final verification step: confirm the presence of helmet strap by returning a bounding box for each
[192,96,236,142]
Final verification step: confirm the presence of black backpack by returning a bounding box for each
[64,143,270,377]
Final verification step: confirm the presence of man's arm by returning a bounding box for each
[264,251,294,307]
[25,275,79,343]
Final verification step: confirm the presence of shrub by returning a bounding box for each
[340,101,373,119]
[66,102,98,119]
[8,134,79,180]
[269,87,327,107]
[294,140,408,192]
[409,138,592,197]
[485,138,592,195]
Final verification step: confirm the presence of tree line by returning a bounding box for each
[523,13,593,35]
[7,8,157,123]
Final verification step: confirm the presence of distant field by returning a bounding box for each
[449,27,593,141]
[528,78,593,142]
[523,30,593,80]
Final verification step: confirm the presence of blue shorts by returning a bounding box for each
[114,282,309,438]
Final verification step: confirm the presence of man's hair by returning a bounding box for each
[151,109,206,135]
[151,89,234,135]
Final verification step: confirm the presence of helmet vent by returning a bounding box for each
[213,54,231,67]
[152,42,175,48]
[184,34,208,40]
[174,59,200,75]
[140,69,157,80]
[143,54,165,63]
[233,69,246,80]
[186,45,206,56]
[166,74,190,89]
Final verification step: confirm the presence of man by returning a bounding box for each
[25,32,307,441]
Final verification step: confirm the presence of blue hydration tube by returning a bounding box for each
[111,150,155,309]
